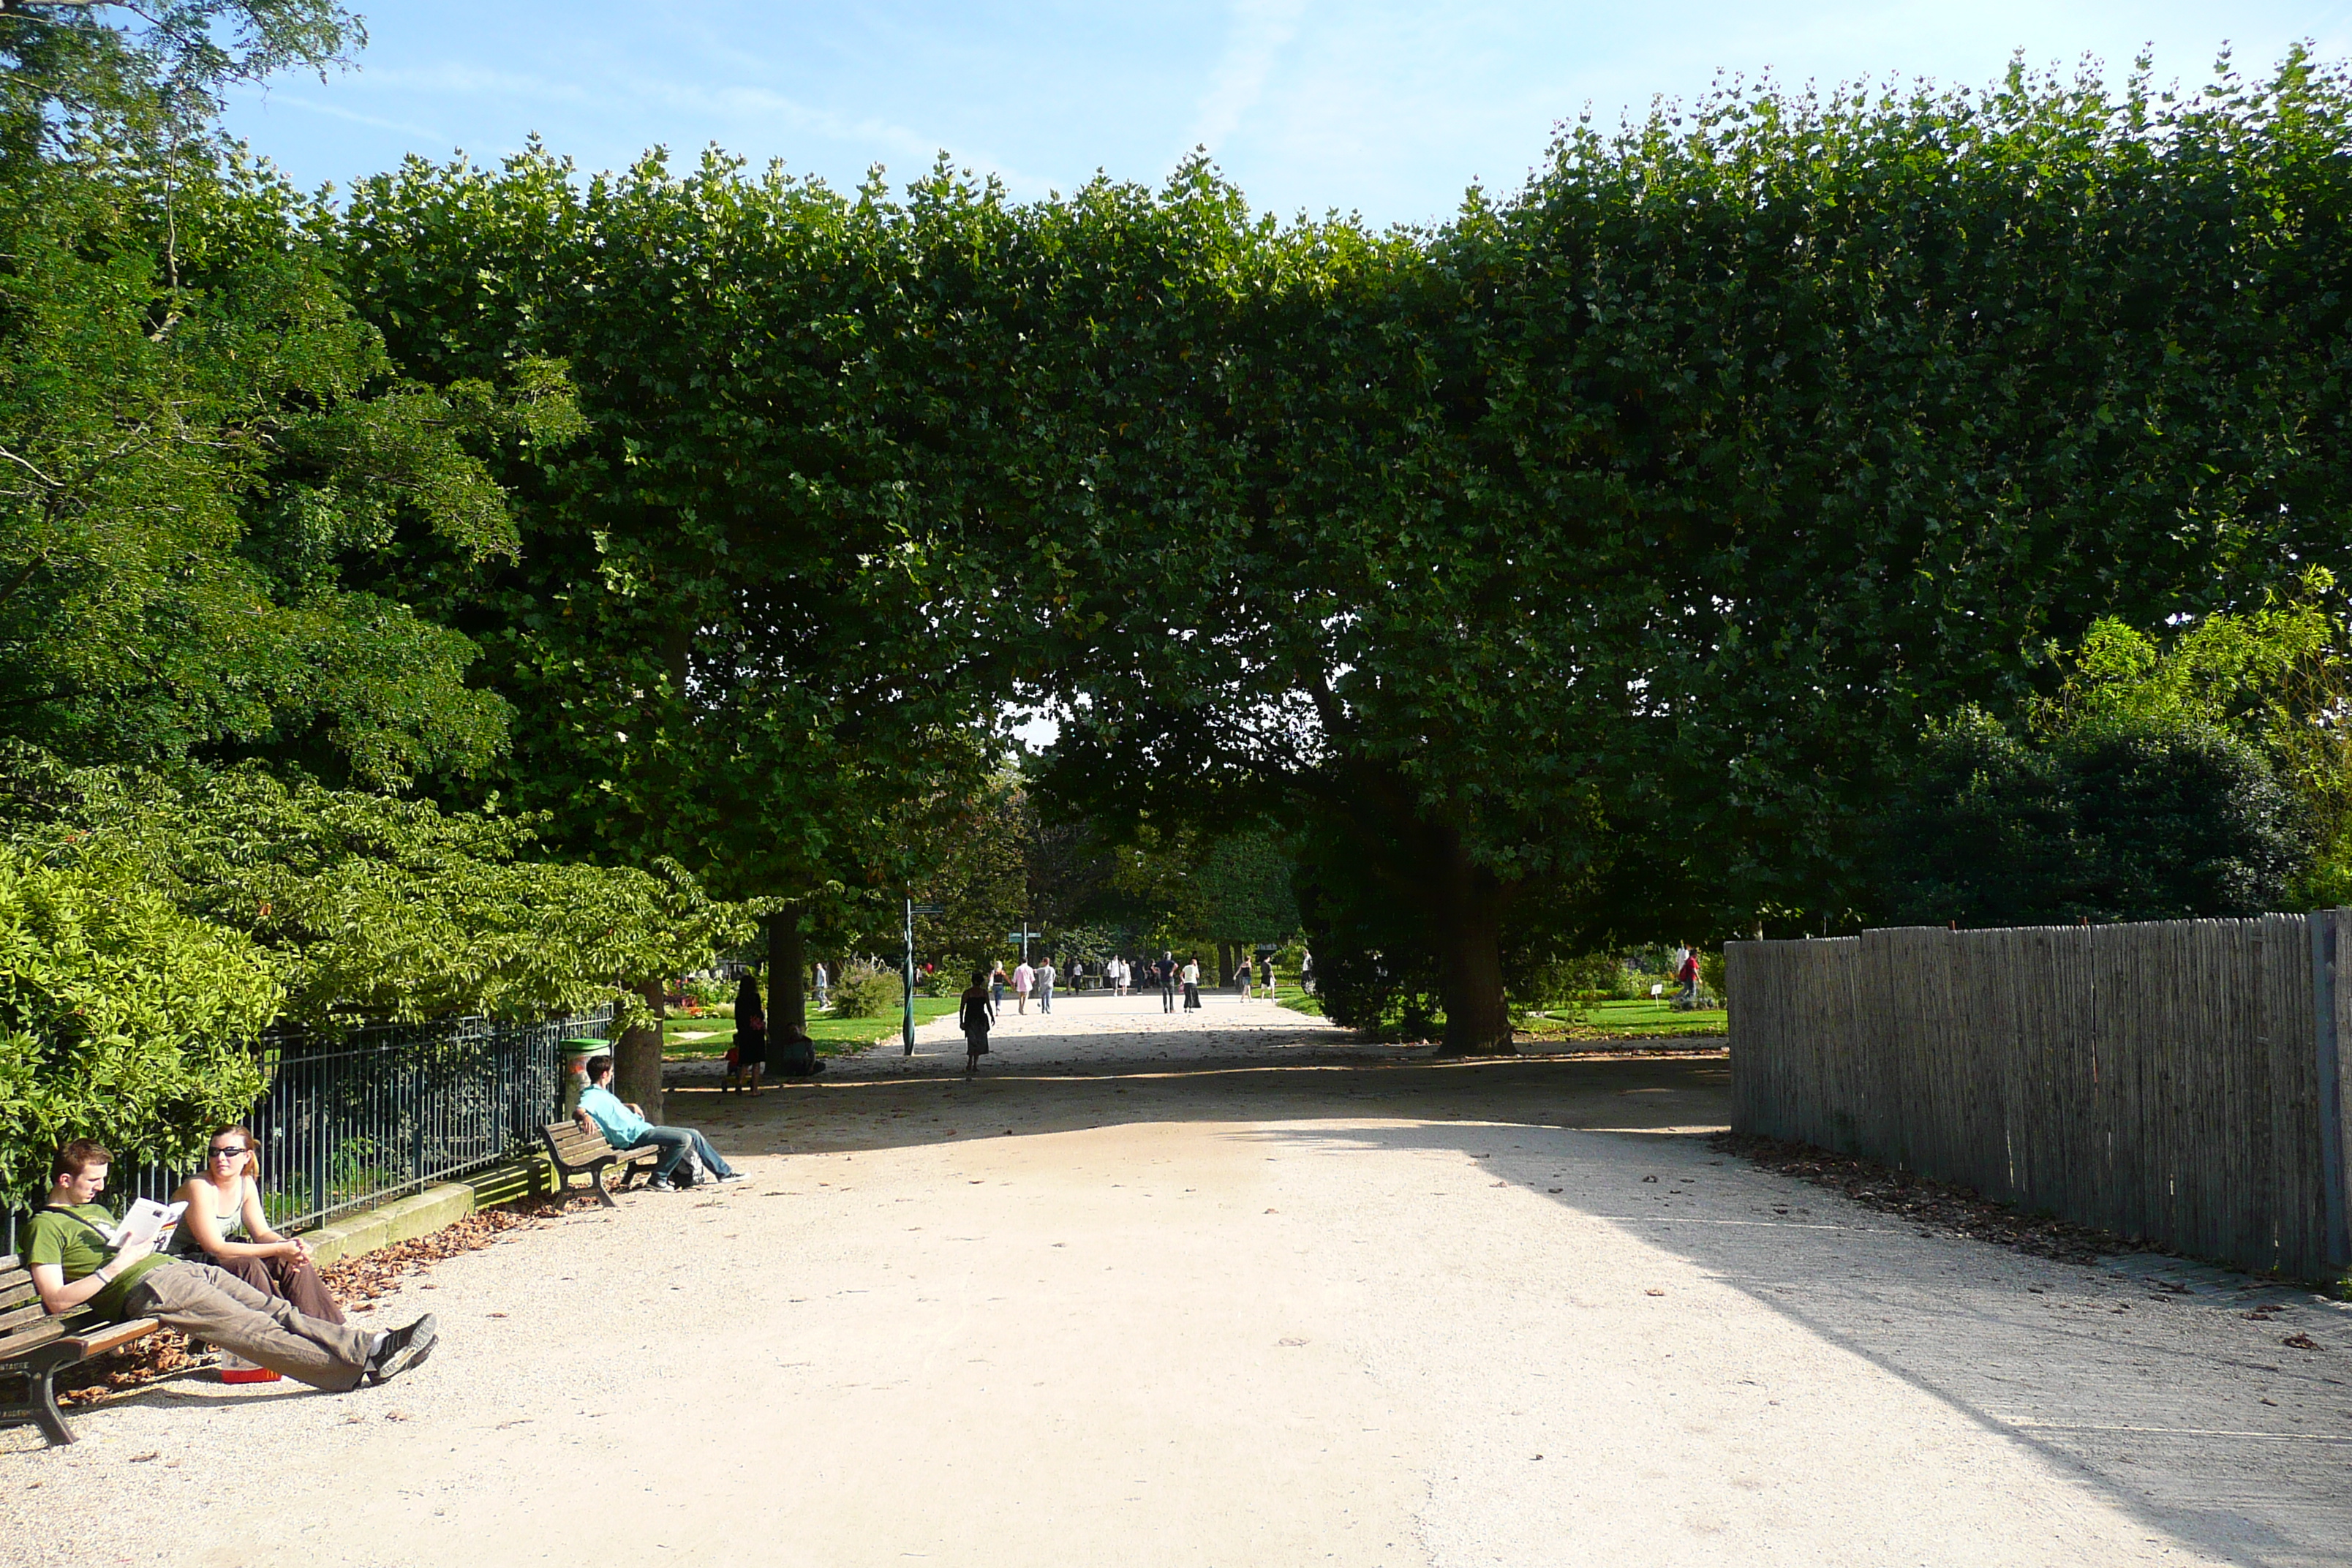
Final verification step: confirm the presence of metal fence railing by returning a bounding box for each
[4,1008,613,1258]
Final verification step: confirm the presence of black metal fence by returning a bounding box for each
[4,1009,612,1257]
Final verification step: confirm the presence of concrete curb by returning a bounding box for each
[301,1156,555,1267]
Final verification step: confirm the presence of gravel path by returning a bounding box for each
[4,992,2348,1566]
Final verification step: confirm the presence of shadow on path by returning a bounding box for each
[674,1001,2352,1568]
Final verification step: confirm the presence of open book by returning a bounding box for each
[109,1198,186,1251]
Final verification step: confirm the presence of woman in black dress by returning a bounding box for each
[732,972,768,1095]
[959,967,995,1075]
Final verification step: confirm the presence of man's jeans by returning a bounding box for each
[1039,981,1053,1013]
[1161,979,1176,1012]
[633,1125,736,1181]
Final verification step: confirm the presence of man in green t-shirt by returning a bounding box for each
[26,1139,437,1392]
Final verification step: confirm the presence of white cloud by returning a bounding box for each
[1188,0,1309,154]
[239,91,450,144]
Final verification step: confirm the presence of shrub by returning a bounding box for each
[829,961,903,1019]
[0,848,281,1199]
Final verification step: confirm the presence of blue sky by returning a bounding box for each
[223,1,2350,228]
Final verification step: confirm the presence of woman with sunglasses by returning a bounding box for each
[167,1126,344,1322]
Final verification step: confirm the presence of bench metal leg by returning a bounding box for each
[20,1354,74,1447]
[589,1161,620,1207]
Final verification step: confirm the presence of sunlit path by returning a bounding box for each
[5,998,2344,1567]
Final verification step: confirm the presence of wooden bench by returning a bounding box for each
[538,1121,660,1207]
[0,1255,161,1447]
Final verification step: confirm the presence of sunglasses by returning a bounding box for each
[209,1145,249,1158]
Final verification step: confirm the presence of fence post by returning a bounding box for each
[2318,911,2350,1273]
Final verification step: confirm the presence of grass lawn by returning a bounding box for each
[1265,983,1715,1041]
[1270,982,1325,1017]
[1534,998,1727,1039]
[663,998,960,1060]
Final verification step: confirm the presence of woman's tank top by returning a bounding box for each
[165,1180,249,1256]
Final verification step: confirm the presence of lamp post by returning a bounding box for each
[905,900,942,1055]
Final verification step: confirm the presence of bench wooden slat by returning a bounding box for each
[0,1276,39,1313]
[62,1319,158,1358]
[0,1319,64,1361]
[0,1299,49,1337]
[540,1124,658,1168]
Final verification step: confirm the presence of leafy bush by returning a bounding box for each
[1514,951,1621,1009]
[3,752,753,1024]
[0,848,280,1199]
[0,746,755,1191]
[679,976,732,1013]
[1882,709,2313,925]
[828,961,903,1019]
[1698,949,1726,999]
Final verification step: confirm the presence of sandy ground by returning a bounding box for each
[4,992,2350,1567]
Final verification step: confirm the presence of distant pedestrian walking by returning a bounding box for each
[992,963,1008,1007]
[959,968,994,1074]
[813,961,830,1011]
[1181,957,1202,1010]
[1237,954,1254,1000]
[1037,957,1056,1014]
[1013,960,1035,1014]
[1158,951,1177,1012]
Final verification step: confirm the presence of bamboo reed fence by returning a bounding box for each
[1727,915,2352,1280]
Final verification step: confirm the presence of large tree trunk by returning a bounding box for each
[769,910,821,1076]
[1431,834,1516,1057]
[614,979,667,1122]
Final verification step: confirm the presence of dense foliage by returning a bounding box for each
[0,841,279,1199]
[968,57,2352,1044]
[0,135,584,788]
[331,148,1007,1033]
[0,743,753,1194]
[1882,579,2352,924]
[12,1,2352,1117]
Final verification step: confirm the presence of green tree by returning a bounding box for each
[0,134,579,787]
[952,56,2352,1047]
[335,148,1009,1053]
[1,0,360,157]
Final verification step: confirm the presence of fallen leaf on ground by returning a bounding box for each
[1714,1131,2122,1265]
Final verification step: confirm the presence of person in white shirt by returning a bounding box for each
[1012,960,1035,1014]
[1037,958,1057,1014]
[813,961,830,1010]
[1181,956,1202,1010]
[1114,956,1130,996]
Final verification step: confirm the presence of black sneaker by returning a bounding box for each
[367,1313,439,1385]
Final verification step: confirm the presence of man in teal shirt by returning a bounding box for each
[574,1055,745,1190]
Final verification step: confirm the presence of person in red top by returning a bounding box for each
[1676,947,1702,1006]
